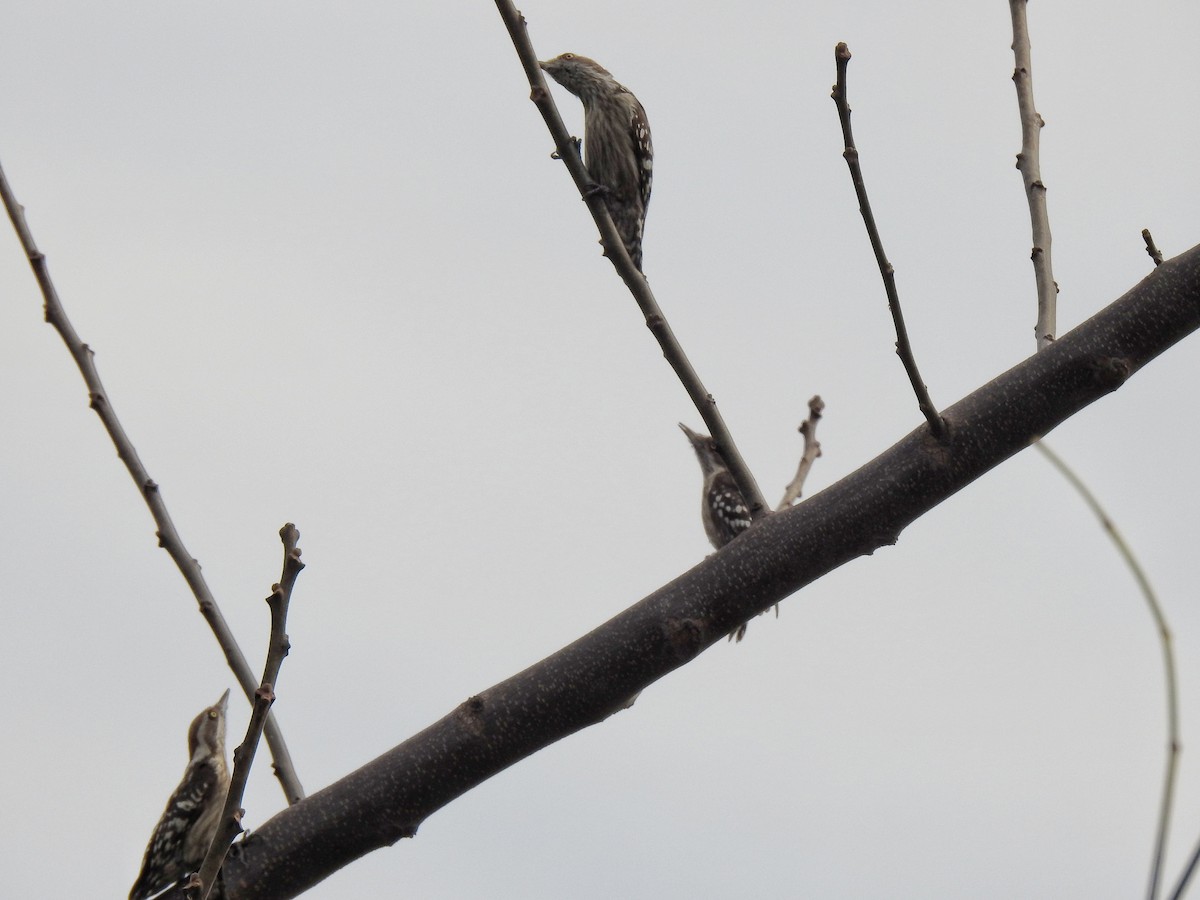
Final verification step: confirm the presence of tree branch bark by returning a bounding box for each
[203,245,1200,899]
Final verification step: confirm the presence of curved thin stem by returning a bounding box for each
[1035,442,1178,900]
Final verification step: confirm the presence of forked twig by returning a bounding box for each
[831,43,946,440]
[493,0,768,520]
[777,396,825,509]
[0,157,304,804]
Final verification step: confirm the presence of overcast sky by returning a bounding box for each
[2,2,1200,897]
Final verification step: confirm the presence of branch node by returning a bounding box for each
[1142,228,1164,267]
[1091,356,1131,389]
[663,617,706,661]
[457,695,488,737]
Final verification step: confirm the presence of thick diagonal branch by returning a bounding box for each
[213,246,1200,900]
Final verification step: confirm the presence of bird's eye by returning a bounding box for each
[562,53,574,60]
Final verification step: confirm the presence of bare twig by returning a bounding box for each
[493,0,768,521]
[830,43,946,440]
[187,524,305,900]
[1010,0,1057,349]
[0,157,305,805]
[1169,848,1200,900]
[1036,444,1178,900]
[1144,229,1165,267]
[745,394,825,637]
[777,396,825,510]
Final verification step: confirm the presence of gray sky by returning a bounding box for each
[2,2,1200,897]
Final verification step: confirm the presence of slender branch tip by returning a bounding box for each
[830,43,944,440]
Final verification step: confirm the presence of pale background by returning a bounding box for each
[2,2,1199,897]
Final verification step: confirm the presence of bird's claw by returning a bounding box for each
[550,136,583,161]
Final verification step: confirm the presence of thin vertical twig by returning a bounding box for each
[188,524,305,900]
[831,43,945,440]
[1010,0,1057,348]
[0,157,305,804]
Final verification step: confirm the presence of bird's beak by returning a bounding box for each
[678,422,700,442]
[215,688,231,711]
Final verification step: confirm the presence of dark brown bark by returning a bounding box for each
[202,246,1200,899]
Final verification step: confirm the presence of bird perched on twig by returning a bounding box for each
[679,424,758,640]
[539,52,653,271]
[129,690,231,900]
[680,423,753,550]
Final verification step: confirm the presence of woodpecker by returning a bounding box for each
[680,423,753,549]
[539,52,653,271]
[129,689,231,900]
[679,424,758,640]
